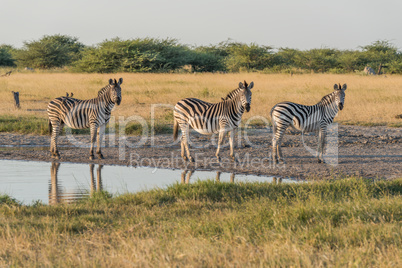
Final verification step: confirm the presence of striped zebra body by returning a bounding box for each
[174,81,253,162]
[47,78,123,160]
[271,83,347,163]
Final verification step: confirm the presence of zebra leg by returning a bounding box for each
[272,136,277,163]
[89,124,98,160]
[271,122,280,164]
[96,124,105,159]
[229,130,236,161]
[50,121,62,159]
[49,121,57,157]
[277,137,286,163]
[317,128,327,163]
[317,130,322,161]
[180,123,194,162]
[273,130,286,164]
[215,130,226,162]
[274,127,287,164]
[180,138,187,161]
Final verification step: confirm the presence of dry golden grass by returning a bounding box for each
[0,72,401,126]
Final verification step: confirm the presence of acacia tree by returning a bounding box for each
[360,40,399,72]
[16,35,85,68]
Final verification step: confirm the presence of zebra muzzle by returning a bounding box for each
[116,98,121,105]
[245,103,250,112]
[339,103,343,110]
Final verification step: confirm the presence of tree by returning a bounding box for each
[73,38,193,73]
[297,48,339,72]
[221,41,275,72]
[189,46,226,72]
[16,35,85,68]
[360,40,399,70]
[276,48,303,70]
[337,50,366,72]
[0,45,16,66]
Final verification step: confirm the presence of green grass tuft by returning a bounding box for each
[0,177,401,266]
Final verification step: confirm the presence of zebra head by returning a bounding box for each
[333,83,347,110]
[108,78,123,105]
[238,81,254,112]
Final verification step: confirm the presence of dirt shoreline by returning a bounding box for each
[0,125,401,180]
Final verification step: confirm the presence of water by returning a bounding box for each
[0,160,299,205]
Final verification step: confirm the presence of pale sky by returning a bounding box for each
[1,0,402,50]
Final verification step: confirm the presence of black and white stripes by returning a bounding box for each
[271,83,347,163]
[173,81,254,162]
[47,78,123,160]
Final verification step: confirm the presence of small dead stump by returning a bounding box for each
[12,91,20,109]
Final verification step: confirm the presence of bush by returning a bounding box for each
[3,36,402,74]
[16,35,85,69]
[222,41,275,72]
[73,38,192,73]
[0,45,16,66]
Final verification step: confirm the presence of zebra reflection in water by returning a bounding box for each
[49,163,103,205]
[180,169,235,184]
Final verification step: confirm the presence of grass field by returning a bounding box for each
[0,177,401,266]
[0,73,401,134]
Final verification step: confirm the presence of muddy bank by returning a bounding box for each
[0,125,401,179]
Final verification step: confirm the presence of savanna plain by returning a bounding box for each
[0,72,401,266]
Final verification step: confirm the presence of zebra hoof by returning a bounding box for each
[97,154,104,159]
[189,157,195,163]
[89,155,94,160]
[216,157,221,163]
[318,159,323,163]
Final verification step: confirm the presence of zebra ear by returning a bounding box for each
[109,79,114,85]
[118,78,123,85]
[333,84,339,90]
[239,82,245,90]
[248,81,254,90]
[342,84,347,91]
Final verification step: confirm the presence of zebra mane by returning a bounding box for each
[97,84,112,97]
[222,87,242,101]
[318,91,336,106]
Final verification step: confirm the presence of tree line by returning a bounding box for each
[1,34,401,74]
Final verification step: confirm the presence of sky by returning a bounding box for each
[1,0,402,50]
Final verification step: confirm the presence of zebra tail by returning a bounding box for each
[173,118,179,142]
[270,105,276,134]
[48,120,52,135]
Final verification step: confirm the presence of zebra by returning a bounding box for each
[270,83,347,163]
[47,78,123,160]
[173,81,253,162]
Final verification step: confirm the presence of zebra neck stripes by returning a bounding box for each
[317,92,340,122]
[222,93,246,123]
[223,87,242,100]
[97,84,113,97]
